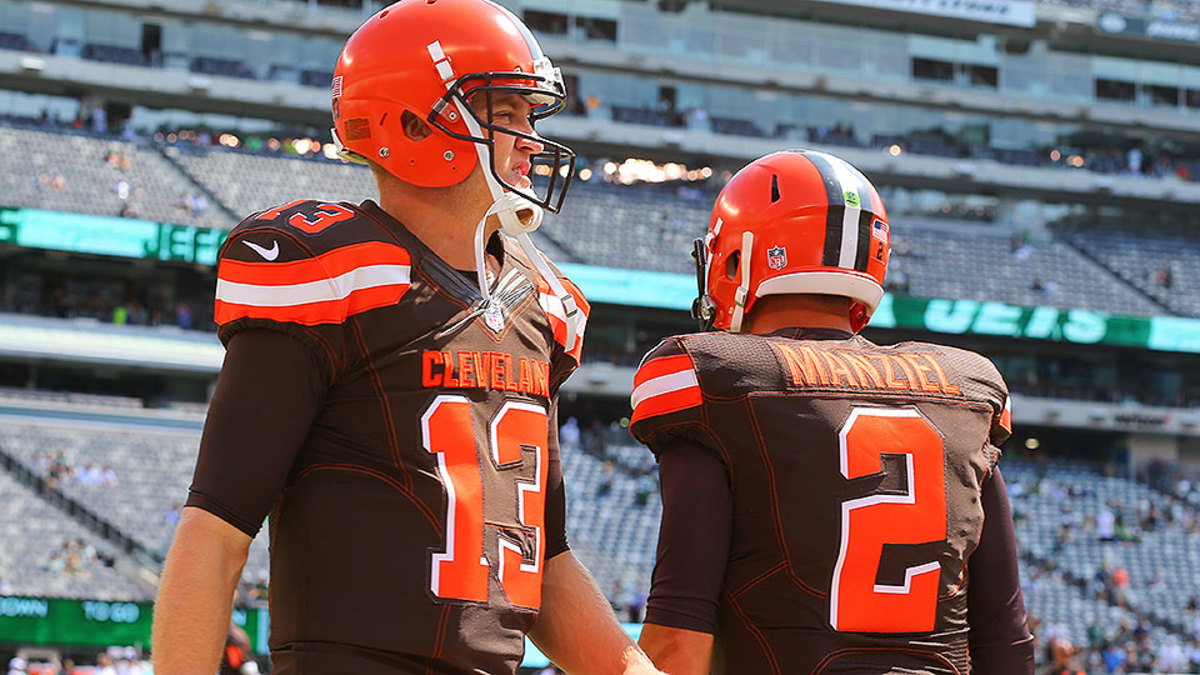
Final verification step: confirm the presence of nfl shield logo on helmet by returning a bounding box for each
[484,305,505,333]
[767,246,788,270]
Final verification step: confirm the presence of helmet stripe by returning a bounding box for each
[803,151,850,269]
[484,0,544,59]
[853,209,874,273]
[804,150,876,272]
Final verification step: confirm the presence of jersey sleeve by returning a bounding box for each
[213,201,413,380]
[186,329,327,537]
[643,437,732,633]
[629,338,708,457]
[967,468,1035,673]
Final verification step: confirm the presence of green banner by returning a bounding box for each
[0,206,228,265]
[0,597,151,648]
[0,596,269,654]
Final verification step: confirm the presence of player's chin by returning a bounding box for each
[510,175,533,190]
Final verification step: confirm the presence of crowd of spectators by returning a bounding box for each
[41,539,109,578]
[28,452,118,491]
[1010,458,1200,673]
[5,648,153,675]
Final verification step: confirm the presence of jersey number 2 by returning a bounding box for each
[831,407,946,633]
[421,395,547,609]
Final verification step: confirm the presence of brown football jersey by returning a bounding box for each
[630,328,1013,675]
[187,199,588,673]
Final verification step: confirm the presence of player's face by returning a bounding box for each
[471,91,544,191]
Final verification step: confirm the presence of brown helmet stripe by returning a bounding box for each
[801,151,847,268]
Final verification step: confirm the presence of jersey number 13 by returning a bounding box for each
[421,396,548,610]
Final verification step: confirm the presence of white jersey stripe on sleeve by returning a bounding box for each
[216,264,411,307]
[630,369,700,411]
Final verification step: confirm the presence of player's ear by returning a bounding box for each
[401,111,433,142]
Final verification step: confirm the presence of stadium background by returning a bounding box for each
[0,0,1199,671]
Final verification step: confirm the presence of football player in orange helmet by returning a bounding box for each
[632,151,1034,674]
[154,2,658,673]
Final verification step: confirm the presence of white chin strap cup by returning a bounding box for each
[488,192,544,236]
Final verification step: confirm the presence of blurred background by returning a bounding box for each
[0,0,1199,671]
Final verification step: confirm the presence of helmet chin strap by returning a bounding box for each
[729,231,754,333]
[456,95,581,349]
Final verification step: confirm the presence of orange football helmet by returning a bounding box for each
[330,0,575,213]
[693,150,890,333]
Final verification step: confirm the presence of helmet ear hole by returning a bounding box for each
[725,250,740,281]
[401,110,432,142]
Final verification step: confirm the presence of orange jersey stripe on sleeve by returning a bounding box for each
[630,353,701,425]
[214,240,412,327]
[219,241,412,287]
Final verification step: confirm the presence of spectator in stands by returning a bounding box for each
[633,474,654,507]
[77,462,101,486]
[1100,640,1126,673]
[93,654,116,675]
[1127,142,1144,177]
[1097,503,1116,542]
[596,461,614,497]
[175,302,194,330]
[165,503,181,528]
[560,416,581,453]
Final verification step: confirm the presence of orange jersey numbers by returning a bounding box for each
[421,396,548,609]
[831,408,946,633]
[255,200,354,234]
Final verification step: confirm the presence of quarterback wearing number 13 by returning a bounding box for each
[631,151,1035,675]
[152,1,661,674]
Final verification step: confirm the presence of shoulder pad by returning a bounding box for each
[509,238,591,364]
[215,201,412,327]
[923,343,1012,444]
[630,338,701,427]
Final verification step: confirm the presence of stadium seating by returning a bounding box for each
[0,120,1191,321]
[894,222,1163,317]
[0,418,270,593]
[1006,458,1200,646]
[0,469,146,601]
[0,121,227,229]
[1058,227,1200,317]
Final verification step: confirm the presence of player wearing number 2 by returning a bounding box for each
[630,151,1034,675]
[153,2,660,673]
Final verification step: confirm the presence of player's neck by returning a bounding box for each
[375,170,497,270]
[742,298,853,335]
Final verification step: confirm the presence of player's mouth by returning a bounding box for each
[510,161,533,189]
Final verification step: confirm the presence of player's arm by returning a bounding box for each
[967,467,1035,675]
[637,439,731,675]
[153,330,325,673]
[531,551,662,675]
[154,508,250,674]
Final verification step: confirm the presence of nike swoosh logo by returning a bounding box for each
[243,239,280,261]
